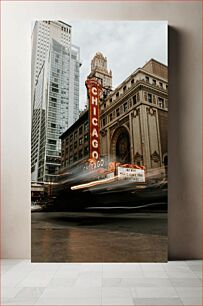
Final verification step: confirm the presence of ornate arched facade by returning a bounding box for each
[110,126,131,163]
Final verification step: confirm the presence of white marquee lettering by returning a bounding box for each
[92,151,99,159]
[92,87,97,95]
[91,96,98,105]
[92,139,98,148]
[92,118,98,126]
[93,106,97,116]
[92,128,98,137]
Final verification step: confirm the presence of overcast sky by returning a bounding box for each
[69,21,167,110]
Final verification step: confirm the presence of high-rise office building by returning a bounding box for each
[31,21,72,113]
[31,21,81,182]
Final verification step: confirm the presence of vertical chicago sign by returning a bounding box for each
[85,79,102,161]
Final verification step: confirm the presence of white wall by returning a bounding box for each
[1,1,202,259]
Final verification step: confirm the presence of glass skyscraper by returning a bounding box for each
[31,21,80,182]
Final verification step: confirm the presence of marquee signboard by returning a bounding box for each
[117,167,145,182]
[85,79,102,160]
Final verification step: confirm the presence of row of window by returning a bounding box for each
[145,76,168,90]
[104,76,167,107]
[102,93,140,126]
[63,122,89,144]
[62,134,89,155]
[144,92,167,108]
[62,146,89,167]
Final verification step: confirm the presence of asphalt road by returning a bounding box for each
[31,210,168,262]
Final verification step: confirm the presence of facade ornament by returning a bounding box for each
[151,150,160,162]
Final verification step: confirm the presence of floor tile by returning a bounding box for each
[103,270,143,278]
[140,263,166,272]
[102,278,123,287]
[143,271,169,278]
[41,287,101,298]
[175,287,202,298]
[170,277,202,287]
[186,260,202,266]
[133,297,183,305]
[124,277,172,287]
[102,297,134,305]
[47,277,76,288]
[74,277,102,287]
[2,287,23,299]
[102,287,132,298]
[35,297,102,305]
[2,296,39,305]
[166,271,197,278]
[134,286,179,298]
[164,265,192,272]
[180,296,202,305]
[14,287,45,298]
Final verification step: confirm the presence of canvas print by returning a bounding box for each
[31,21,168,262]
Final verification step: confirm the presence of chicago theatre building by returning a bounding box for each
[60,54,168,176]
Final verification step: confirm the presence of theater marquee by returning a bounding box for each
[85,79,102,160]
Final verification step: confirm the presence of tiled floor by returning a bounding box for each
[1,260,202,305]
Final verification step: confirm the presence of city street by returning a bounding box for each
[31,210,167,262]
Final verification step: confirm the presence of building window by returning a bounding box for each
[79,126,83,135]
[116,92,119,98]
[123,86,127,92]
[48,139,56,145]
[145,76,149,82]
[110,98,112,103]
[137,92,140,102]
[69,156,73,164]
[74,153,77,162]
[51,82,58,88]
[52,87,58,93]
[133,95,137,105]
[159,82,163,88]
[131,79,134,84]
[102,118,106,127]
[109,113,113,121]
[153,79,156,85]
[147,93,152,103]
[84,146,89,156]
[79,138,83,145]
[70,144,73,151]
[158,97,164,108]
[74,141,77,149]
[116,108,120,117]
[84,134,88,142]
[70,134,73,142]
[74,131,78,139]
[84,122,88,132]
[79,149,83,159]
[123,102,128,112]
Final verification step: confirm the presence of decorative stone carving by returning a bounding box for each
[131,108,140,118]
[146,107,156,116]
[151,150,160,162]
[134,152,143,162]
[100,129,107,136]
